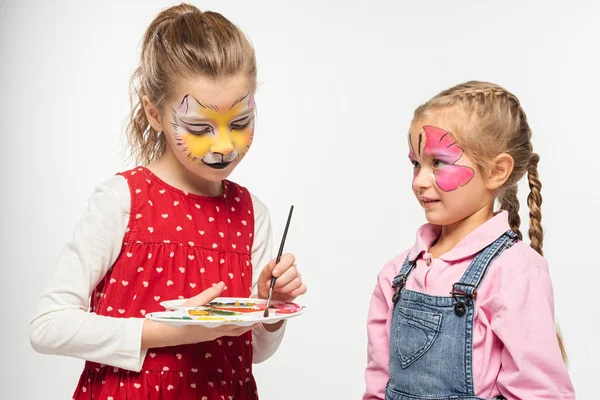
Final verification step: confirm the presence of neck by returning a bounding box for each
[429,204,495,258]
[148,147,223,197]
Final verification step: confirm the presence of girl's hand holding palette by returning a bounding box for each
[146,297,305,327]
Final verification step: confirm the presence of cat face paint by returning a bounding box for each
[171,92,255,169]
[409,125,474,192]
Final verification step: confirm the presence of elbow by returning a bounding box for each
[252,352,270,365]
[29,313,57,355]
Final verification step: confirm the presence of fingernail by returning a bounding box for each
[273,269,280,277]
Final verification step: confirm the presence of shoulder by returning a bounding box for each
[114,167,151,194]
[377,249,412,287]
[248,191,269,221]
[494,240,548,275]
[479,240,551,303]
[94,173,130,214]
[226,180,270,222]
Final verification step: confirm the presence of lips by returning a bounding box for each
[419,196,440,208]
[202,161,232,170]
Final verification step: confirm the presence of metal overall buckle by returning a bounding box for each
[450,282,477,316]
[391,275,407,303]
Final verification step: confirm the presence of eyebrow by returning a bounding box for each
[230,92,250,110]
[180,92,252,113]
[189,95,219,112]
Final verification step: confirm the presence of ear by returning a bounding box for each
[486,153,514,190]
[143,96,164,132]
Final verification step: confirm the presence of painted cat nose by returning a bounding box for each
[210,133,234,155]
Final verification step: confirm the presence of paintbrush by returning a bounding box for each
[264,205,294,317]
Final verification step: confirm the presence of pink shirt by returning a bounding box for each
[364,211,575,400]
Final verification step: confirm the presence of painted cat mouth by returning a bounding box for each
[202,161,232,170]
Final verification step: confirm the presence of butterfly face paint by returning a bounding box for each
[409,125,474,192]
[171,92,255,169]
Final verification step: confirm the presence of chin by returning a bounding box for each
[422,210,455,226]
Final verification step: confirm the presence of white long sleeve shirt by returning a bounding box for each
[29,175,286,372]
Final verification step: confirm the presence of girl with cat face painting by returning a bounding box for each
[363,82,575,400]
[29,4,306,399]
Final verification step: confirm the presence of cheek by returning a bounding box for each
[434,165,475,192]
[183,135,213,158]
[231,128,253,150]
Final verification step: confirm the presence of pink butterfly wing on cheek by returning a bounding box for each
[435,165,475,191]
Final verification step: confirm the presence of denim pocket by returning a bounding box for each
[395,306,442,368]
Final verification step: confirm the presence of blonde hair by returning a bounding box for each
[414,81,567,363]
[127,3,257,166]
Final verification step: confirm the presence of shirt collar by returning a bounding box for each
[408,210,512,263]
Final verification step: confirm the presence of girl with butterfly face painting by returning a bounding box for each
[363,81,575,400]
[29,4,306,399]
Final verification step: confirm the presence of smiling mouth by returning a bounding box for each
[420,198,441,207]
[202,161,232,170]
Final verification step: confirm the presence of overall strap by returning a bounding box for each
[453,230,519,296]
[391,255,416,303]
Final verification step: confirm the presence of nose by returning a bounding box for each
[209,130,234,155]
[412,167,434,191]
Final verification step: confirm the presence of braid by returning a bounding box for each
[436,81,521,106]
[527,153,544,256]
[498,184,523,239]
[527,152,567,362]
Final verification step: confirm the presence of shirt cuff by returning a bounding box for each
[252,320,287,364]
[118,317,148,372]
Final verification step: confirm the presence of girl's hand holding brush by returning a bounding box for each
[258,253,307,303]
[257,254,307,331]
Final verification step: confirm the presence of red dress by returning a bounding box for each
[73,167,258,399]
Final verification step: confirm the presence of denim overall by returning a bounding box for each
[386,231,518,400]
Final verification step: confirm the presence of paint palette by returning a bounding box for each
[145,297,305,327]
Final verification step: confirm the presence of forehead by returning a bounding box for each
[169,74,253,111]
[409,113,460,153]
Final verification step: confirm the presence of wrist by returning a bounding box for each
[142,319,185,349]
[262,320,285,332]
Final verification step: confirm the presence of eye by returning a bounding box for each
[230,116,253,130]
[433,159,447,168]
[186,125,212,136]
[410,159,420,168]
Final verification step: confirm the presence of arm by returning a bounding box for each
[249,193,287,363]
[364,272,393,400]
[493,258,575,400]
[29,175,148,372]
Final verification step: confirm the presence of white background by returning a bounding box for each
[2,0,599,398]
